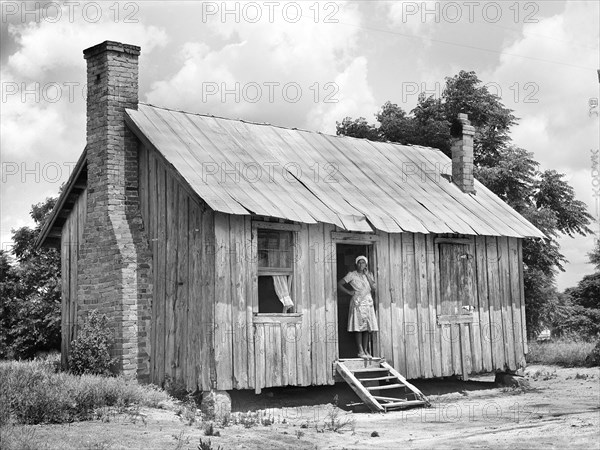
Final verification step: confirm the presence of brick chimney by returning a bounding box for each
[451,113,476,194]
[77,41,152,379]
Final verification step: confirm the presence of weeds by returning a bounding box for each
[198,438,222,450]
[202,421,221,437]
[176,398,199,426]
[172,430,190,450]
[228,410,274,429]
[527,339,596,367]
[529,368,558,381]
[0,357,172,425]
[320,396,355,433]
[0,426,50,450]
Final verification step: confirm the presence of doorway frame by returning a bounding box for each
[331,232,380,359]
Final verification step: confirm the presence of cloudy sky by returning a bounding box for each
[1,0,598,289]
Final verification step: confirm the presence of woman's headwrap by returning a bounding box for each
[355,255,368,265]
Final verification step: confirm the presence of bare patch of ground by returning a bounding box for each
[1,365,598,450]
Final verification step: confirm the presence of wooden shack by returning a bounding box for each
[37,41,544,396]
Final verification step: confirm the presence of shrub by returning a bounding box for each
[0,357,172,424]
[585,340,600,366]
[69,311,117,376]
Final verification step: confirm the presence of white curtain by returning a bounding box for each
[273,275,293,310]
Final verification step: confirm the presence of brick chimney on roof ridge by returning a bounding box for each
[451,113,476,194]
[77,41,152,379]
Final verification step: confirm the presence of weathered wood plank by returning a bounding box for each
[203,206,216,391]
[229,216,247,389]
[187,201,199,390]
[498,237,516,370]
[323,224,337,384]
[389,234,407,375]
[486,237,505,370]
[175,189,188,385]
[450,247,462,376]
[165,174,178,382]
[456,243,473,378]
[69,205,77,361]
[214,213,233,390]
[474,236,493,371]
[401,233,420,378]
[438,244,453,376]
[518,239,528,354]
[155,163,167,384]
[61,220,69,368]
[426,235,442,377]
[272,324,282,387]
[281,322,290,386]
[414,234,432,378]
[468,246,483,375]
[311,224,327,385]
[254,323,265,393]
[244,216,255,389]
[146,151,157,384]
[138,145,148,229]
[377,232,392,362]
[297,223,310,386]
[508,238,525,368]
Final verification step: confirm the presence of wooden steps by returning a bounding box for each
[335,358,430,413]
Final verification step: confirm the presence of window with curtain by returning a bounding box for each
[257,229,294,313]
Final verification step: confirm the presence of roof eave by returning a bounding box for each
[35,147,88,249]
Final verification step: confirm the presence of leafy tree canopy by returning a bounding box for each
[0,197,61,359]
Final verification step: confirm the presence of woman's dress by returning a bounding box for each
[342,271,379,332]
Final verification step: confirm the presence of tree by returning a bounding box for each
[588,239,600,271]
[336,70,593,338]
[0,198,61,359]
[557,238,600,339]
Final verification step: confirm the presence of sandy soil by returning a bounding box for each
[1,365,598,450]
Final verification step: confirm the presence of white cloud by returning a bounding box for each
[480,0,599,289]
[388,1,439,39]
[145,1,369,129]
[1,4,168,252]
[306,56,377,134]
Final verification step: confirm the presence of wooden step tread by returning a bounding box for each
[357,375,396,382]
[366,383,404,391]
[373,395,406,402]
[351,367,388,373]
[382,400,426,410]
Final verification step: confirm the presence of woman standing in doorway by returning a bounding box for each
[337,255,378,358]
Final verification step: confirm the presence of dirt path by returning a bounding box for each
[2,365,598,449]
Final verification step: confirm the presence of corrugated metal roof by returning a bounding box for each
[125,103,544,238]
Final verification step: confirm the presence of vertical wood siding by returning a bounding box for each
[60,189,87,368]
[138,145,215,391]
[206,218,528,388]
[380,233,526,378]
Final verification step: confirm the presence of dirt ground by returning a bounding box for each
[2,365,599,450]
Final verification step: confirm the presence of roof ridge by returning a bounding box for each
[136,102,441,152]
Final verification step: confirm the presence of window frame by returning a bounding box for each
[252,221,301,320]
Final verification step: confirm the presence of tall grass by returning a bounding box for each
[527,338,597,367]
[0,355,172,425]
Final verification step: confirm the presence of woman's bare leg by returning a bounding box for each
[355,332,366,357]
[362,332,370,357]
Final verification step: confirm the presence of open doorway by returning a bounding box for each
[336,243,374,359]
